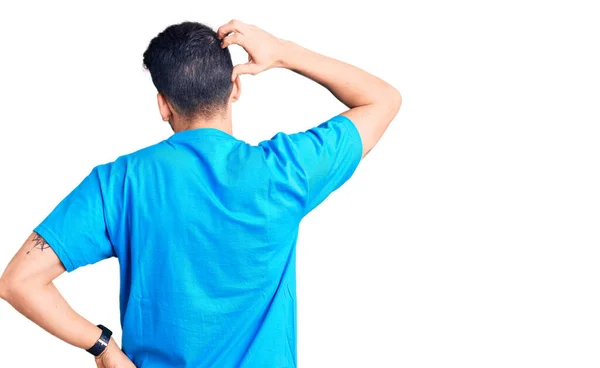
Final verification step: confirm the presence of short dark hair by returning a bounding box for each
[143,21,233,119]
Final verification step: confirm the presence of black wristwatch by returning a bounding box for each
[86,324,112,356]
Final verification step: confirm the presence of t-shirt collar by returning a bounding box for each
[168,127,235,142]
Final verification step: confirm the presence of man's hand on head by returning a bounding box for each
[217,19,288,81]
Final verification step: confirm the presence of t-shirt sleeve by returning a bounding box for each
[33,165,115,272]
[259,115,363,216]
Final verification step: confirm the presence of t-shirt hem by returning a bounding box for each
[33,224,75,272]
[332,114,363,171]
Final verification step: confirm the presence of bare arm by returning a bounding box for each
[280,42,401,158]
[0,232,134,367]
[218,19,402,158]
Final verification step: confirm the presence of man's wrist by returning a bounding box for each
[95,337,114,360]
[86,324,112,356]
[277,40,301,70]
[82,325,104,351]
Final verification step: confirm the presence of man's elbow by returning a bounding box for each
[0,276,12,301]
[0,274,25,302]
[389,87,402,113]
[381,86,402,118]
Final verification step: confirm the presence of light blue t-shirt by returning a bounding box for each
[34,115,362,367]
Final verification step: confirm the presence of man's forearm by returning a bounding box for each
[2,280,101,350]
[278,40,398,109]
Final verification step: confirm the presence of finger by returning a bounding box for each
[232,63,262,81]
[221,33,245,49]
[216,19,245,39]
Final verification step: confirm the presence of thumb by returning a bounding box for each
[232,63,262,81]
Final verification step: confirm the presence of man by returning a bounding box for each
[0,19,401,367]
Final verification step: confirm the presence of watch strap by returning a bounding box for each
[86,324,112,356]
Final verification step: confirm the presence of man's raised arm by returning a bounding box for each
[218,19,402,158]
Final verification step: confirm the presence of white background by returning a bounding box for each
[0,0,599,367]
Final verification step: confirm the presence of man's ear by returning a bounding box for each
[157,93,172,121]
[230,76,241,103]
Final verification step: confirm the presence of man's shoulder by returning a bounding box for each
[110,139,175,166]
[122,139,173,161]
[94,139,172,179]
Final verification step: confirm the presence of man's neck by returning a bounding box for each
[171,114,233,135]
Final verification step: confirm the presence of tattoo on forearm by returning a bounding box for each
[27,232,51,255]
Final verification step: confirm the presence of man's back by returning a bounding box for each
[118,126,304,367]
